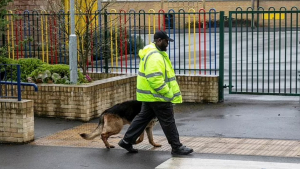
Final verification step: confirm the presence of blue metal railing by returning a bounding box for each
[0,64,38,101]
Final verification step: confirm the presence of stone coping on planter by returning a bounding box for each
[35,74,136,88]
[0,99,32,103]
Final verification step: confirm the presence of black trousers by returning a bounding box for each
[123,102,182,149]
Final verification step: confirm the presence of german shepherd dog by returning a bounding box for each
[80,100,162,149]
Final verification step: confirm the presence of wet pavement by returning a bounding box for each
[1,94,300,169]
[31,122,300,158]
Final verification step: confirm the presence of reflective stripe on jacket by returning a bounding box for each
[137,43,182,103]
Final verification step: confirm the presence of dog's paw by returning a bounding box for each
[153,143,162,147]
[109,145,115,148]
[80,133,87,139]
[135,140,142,144]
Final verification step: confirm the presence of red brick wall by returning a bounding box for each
[7,0,49,11]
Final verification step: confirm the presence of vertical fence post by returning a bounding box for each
[229,11,232,94]
[17,65,21,101]
[1,15,5,47]
[104,10,109,73]
[219,11,224,102]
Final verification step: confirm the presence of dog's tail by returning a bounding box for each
[80,113,105,140]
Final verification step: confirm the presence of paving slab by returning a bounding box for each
[156,158,300,169]
[31,123,300,158]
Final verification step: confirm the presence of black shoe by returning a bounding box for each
[118,140,138,153]
[171,146,193,155]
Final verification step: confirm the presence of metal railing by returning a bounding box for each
[0,64,38,101]
[228,7,300,96]
[2,9,222,76]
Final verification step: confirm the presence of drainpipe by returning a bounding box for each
[257,0,260,9]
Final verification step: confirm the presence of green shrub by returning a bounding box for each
[0,56,15,65]
[0,56,16,80]
[0,56,15,70]
[127,35,145,55]
[1,57,87,84]
[2,58,44,81]
[17,58,46,81]
[28,64,87,84]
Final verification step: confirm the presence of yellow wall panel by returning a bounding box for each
[263,13,285,20]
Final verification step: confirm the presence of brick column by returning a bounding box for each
[0,99,34,143]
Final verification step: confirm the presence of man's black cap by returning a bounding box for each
[154,30,174,42]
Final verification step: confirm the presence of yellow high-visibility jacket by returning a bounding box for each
[136,43,182,103]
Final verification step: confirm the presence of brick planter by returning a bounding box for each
[0,99,34,143]
[177,75,219,103]
[17,73,218,121]
[21,74,136,122]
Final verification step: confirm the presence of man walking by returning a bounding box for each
[119,30,193,155]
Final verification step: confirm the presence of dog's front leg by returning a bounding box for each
[135,131,145,144]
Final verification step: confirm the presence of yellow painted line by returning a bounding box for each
[6,13,10,59]
[77,37,80,62]
[148,9,155,44]
[41,11,45,62]
[110,9,117,72]
[188,9,195,75]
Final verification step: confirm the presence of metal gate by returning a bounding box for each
[228,7,300,96]
[3,9,222,76]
